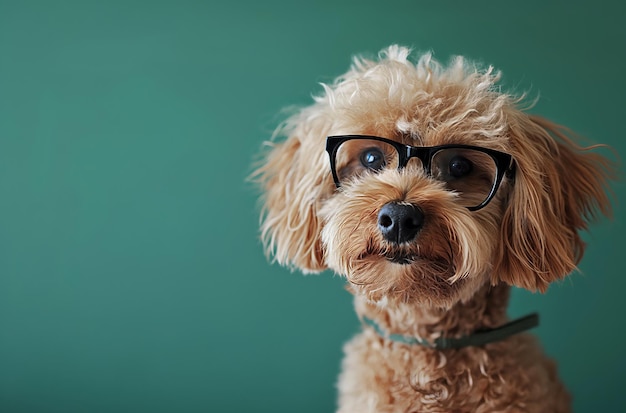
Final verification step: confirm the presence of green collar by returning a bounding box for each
[363,313,539,350]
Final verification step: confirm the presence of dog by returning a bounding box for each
[254,45,614,412]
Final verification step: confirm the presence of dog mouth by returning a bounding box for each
[356,241,455,273]
[359,247,453,273]
[384,253,452,275]
[384,252,416,265]
[358,244,417,265]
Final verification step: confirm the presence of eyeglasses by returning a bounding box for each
[326,135,515,211]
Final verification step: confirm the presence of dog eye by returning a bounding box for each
[448,156,473,178]
[359,148,386,171]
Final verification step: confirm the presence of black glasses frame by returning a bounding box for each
[326,135,515,211]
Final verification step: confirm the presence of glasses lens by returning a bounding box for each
[431,148,498,208]
[333,139,399,184]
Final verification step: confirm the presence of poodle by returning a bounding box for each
[254,45,614,412]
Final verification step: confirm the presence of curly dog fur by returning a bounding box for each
[255,45,614,412]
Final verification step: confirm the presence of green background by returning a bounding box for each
[0,1,624,412]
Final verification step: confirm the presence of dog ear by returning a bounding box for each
[254,111,331,273]
[494,114,615,292]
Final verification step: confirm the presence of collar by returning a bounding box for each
[362,313,539,350]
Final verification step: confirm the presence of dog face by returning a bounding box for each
[256,46,613,308]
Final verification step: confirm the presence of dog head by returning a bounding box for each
[255,46,614,308]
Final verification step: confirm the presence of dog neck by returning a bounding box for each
[354,283,516,346]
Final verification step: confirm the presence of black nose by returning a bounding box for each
[377,202,425,244]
